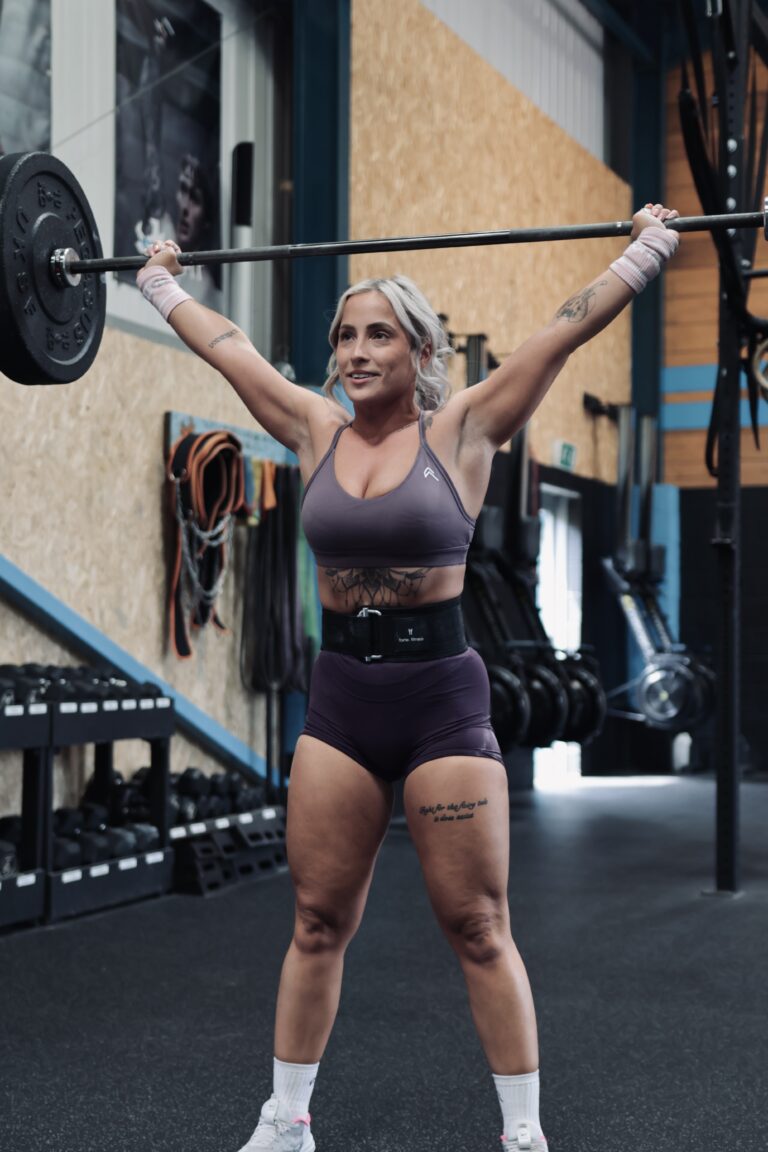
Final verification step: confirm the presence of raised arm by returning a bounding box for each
[458,204,680,449]
[136,241,327,455]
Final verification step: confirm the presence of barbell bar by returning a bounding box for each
[2,150,768,388]
[57,207,768,276]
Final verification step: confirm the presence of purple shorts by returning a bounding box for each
[301,647,503,783]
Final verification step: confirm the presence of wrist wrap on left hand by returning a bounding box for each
[609,226,679,294]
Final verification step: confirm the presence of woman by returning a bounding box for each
[138,201,679,1152]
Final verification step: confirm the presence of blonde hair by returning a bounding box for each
[323,275,454,411]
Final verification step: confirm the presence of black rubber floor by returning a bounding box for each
[1,774,766,1152]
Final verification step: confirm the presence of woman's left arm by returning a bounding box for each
[458,203,680,449]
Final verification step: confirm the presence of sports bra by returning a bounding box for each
[301,413,476,569]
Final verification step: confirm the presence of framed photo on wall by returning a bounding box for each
[114,0,222,309]
[0,0,51,156]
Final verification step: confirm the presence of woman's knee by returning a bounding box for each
[292,892,364,956]
[442,898,511,966]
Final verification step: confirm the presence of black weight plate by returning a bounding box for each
[488,663,531,751]
[521,662,569,748]
[0,151,106,385]
[559,663,607,745]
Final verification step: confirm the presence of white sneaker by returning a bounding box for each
[237,1095,316,1152]
[501,1122,549,1150]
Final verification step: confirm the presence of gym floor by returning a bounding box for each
[2,773,766,1152]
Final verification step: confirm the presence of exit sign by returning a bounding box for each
[553,439,577,470]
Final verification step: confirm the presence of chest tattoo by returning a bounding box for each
[324,566,430,607]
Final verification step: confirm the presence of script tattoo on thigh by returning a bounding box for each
[324,566,429,607]
[418,798,489,824]
[555,280,607,323]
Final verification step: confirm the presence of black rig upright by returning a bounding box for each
[678,0,768,891]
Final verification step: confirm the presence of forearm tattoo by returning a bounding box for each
[418,798,489,823]
[208,327,238,349]
[324,566,429,607]
[555,280,607,323]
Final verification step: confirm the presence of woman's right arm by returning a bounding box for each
[137,243,324,454]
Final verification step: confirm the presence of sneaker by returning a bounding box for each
[501,1122,548,1151]
[237,1095,316,1152]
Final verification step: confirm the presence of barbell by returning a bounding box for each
[2,150,768,387]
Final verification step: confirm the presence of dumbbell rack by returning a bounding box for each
[0,690,175,929]
[169,806,287,896]
[0,705,51,929]
[46,695,175,923]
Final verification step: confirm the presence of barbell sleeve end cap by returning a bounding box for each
[50,247,82,289]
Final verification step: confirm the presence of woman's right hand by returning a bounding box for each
[143,238,183,275]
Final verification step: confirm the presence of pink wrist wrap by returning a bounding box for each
[609,226,679,294]
[136,265,193,322]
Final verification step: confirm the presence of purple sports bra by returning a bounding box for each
[301,414,476,569]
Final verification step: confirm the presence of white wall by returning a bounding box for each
[49,0,274,351]
[420,0,605,163]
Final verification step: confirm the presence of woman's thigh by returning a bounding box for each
[287,734,394,916]
[402,755,510,926]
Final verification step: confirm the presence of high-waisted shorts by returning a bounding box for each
[301,647,504,783]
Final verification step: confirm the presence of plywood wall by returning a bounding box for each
[0,325,266,809]
[348,0,633,484]
[664,51,768,486]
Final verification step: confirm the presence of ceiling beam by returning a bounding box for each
[577,0,656,65]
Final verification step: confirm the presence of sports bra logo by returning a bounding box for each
[423,466,440,483]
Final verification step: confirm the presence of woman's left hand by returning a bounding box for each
[631,202,679,240]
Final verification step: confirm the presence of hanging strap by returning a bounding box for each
[241,464,308,693]
[167,430,245,659]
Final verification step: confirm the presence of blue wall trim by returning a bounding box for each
[662,364,718,393]
[662,397,768,431]
[662,364,768,429]
[0,555,266,779]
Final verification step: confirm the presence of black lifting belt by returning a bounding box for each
[322,598,467,663]
[167,430,245,659]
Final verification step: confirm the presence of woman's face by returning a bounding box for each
[175,165,206,247]
[335,291,417,405]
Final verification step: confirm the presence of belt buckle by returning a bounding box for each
[356,606,382,662]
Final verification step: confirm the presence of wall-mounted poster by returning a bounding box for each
[114,0,222,307]
[0,0,51,156]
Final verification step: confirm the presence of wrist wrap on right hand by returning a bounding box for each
[609,226,679,294]
[136,265,193,322]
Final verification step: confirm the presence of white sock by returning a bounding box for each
[273,1057,319,1117]
[493,1070,544,1140]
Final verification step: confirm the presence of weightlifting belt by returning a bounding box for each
[321,597,467,663]
[168,430,245,659]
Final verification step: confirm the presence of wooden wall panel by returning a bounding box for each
[348,0,632,484]
[664,427,768,488]
[663,53,768,485]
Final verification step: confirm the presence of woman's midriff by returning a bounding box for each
[316,563,466,614]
